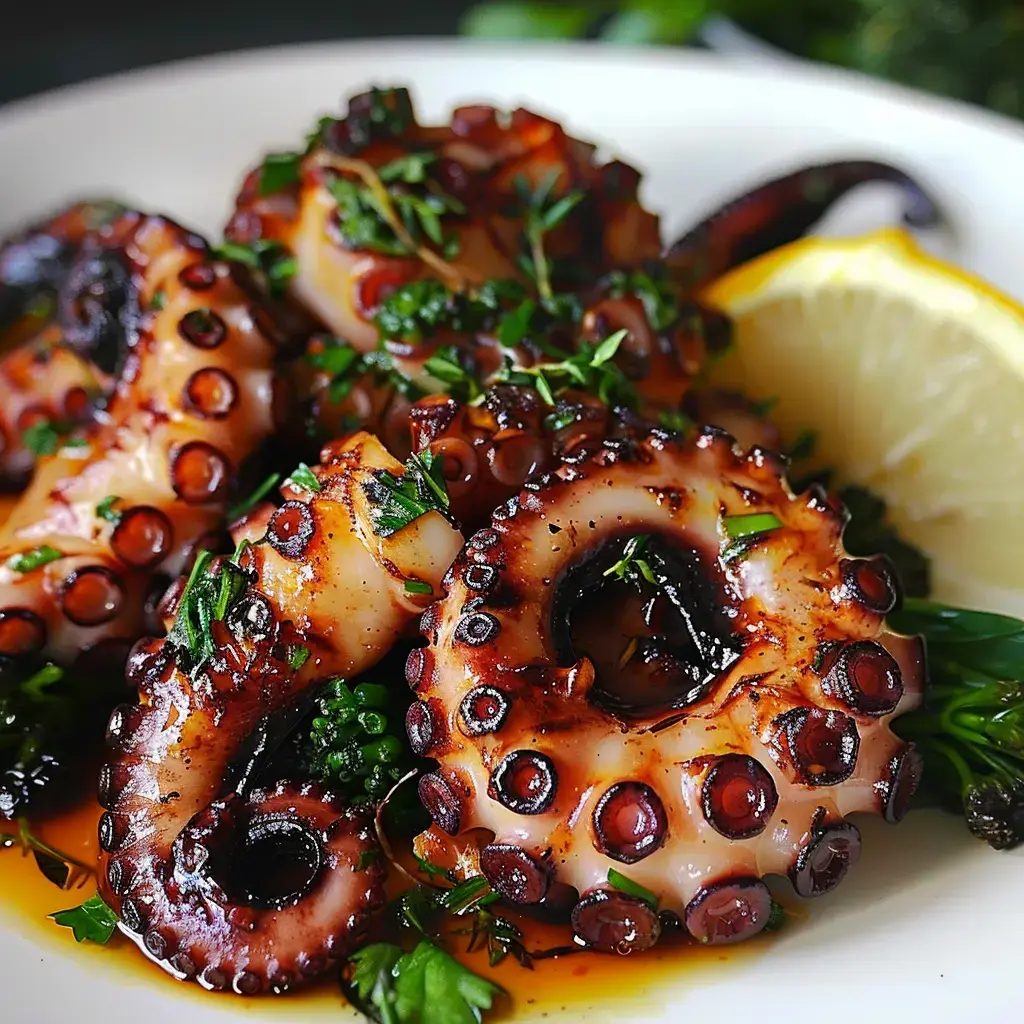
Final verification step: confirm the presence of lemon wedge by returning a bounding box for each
[700,227,1024,609]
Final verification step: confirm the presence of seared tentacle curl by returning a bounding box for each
[409,431,925,951]
[98,433,462,991]
[664,159,941,291]
[226,88,661,353]
[0,201,128,487]
[0,214,281,673]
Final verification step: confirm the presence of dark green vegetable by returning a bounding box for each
[891,599,1024,850]
[303,680,413,805]
[22,420,71,457]
[286,462,322,494]
[258,151,302,195]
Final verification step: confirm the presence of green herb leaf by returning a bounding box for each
[496,299,537,348]
[286,462,322,494]
[95,495,122,523]
[363,450,452,538]
[590,328,628,366]
[786,429,818,462]
[379,152,438,185]
[150,291,166,311]
[765,899,787,932]
[603,534,656,585]
[423,348,482,404]
[259,151,303,195]
[289,646,311,670]
[606,267,681,332]
[442,876,500,917]
[22,420,64,457]
[49,893,119,944]
[349,939,504,1024]
[606,868,658,909]
[722,512,783,541]
[8,545,63,574]
[228,472,281,521]
[413,854,452,880]
[600,1,709,45]
[658,409,692,433]
[404,579,433,596]
[212,238,297,297]
[20,663,64,701]
[355,848,381,872]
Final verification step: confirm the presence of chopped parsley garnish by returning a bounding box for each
[658,408,693,434]
[165,541,251,675]
[213,239,297,297]
[150,290,166,311]
[403,578,433,596]
[20,663,63,701]
[496,298,536,348]
[378,151,437,184]
[765,900,788,932]
[288,646,311,670]
[423,347,482,404]
[8,545,63,574]
[22,420,68,457]
[49,893,119,944]
[720,512,784,562]
[355,848,381,872]
[286,462,322,494]
[606,266,682,332]
[604,534,656,585]
[95,495,121,524]
[227,472,282,521]
[258,150,302,195]
[375,278,524,345]
[347,940,503,1024]
[516,171,584,302]
[606,867,658,909]
[496,328,636,410]
[363,449,452,537]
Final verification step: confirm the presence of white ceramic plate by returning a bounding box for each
[2,39,1024,1024]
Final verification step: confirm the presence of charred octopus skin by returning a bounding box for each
[0,200,127,488]
[410,431,925,951]
[99,433,462,992]
[225,87,662,352]
[0,214,280,671]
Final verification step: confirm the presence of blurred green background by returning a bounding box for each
[461,0,1024,120]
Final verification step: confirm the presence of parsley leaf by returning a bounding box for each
[348,940,504,1024]
[363,450,452,537]
[720,512,784,562]
[258,151,302,195]
[227,472,281,521]
[423,347,482,404]
[603,535,656,585]
[286,462,322,494]
[516,171,584,302]
[213,239,297,297]
[607,867,658,908]
[8,545,63,573]
[165,542,251,675]
[404,579,433,596]
[378,151,437,184]
[49,893,119,944]
[22,420,68,457]
[495,328,636,411]
[606,267,681,332]
[20,663,63,701]
[95,495,121,523]
[289,645,311,670]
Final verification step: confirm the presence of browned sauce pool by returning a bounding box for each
[0,795,772,1019]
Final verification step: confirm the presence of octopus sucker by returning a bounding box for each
[0,213,281,673]
[97,433,463,991]
[411,431,925,949]
[0,201,128,487]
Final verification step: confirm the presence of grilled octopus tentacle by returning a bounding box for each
[98,432,463,992]
[410,430,925,951]
[0,201,127,487]
[226,88,661,353]
[663,159,941,291]
[0,214,280,671]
